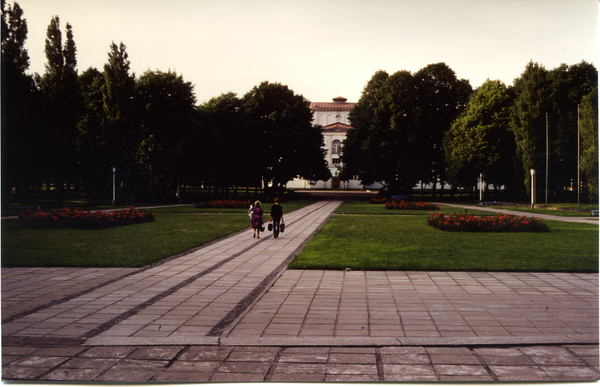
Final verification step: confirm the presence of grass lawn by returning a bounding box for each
[289,201,599,272]
[1,213,250,267]
[1,200,313,268]
[336,201,497,216]
[288,215,598,272]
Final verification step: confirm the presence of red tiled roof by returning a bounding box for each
[322,122,353,132]
[309,101,356,111]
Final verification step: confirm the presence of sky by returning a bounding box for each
[13,0,599,104]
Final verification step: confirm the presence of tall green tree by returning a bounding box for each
[413,63,472,195]
[135,70,197,195]
[344,64,471,196]
[341,70,389,183]
[1,0,40,200]
[580,86,598,201]
[242,81,330,195]
[444,80,519,194]
[37,15,80,201]
[510,61,550,199]
[76,67,107,201]
[99,42,146,202]
[196,92,246,196]
[547,61,597,199]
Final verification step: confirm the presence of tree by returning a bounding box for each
[196,92,246,196]
[37,15,80,201]
[511,61,597,202]
[510,61,550,199]
[547,61,597,200]
[444,80,519,195]
[341,70,389,183]
[580,86,598,201]
[134,69,197,195]
[242,81,330,195]
[343,64,472,196]
[1,0,40,200]
[103,42,135,122]
[413,63,472,196]
[76,67,107,200]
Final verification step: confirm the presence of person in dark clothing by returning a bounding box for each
[269,198,284,238]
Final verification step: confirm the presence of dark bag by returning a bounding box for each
[268,222,273,231]
[280,222,285,233]
[260,223,265,232]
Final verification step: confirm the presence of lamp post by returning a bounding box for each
[112,167,116,206]
[530,169,536,209]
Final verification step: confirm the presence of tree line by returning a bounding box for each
[3,1,598,205]
[342,62,598,202]
[1,1,330,204]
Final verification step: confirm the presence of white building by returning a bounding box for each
[287,97,382,190]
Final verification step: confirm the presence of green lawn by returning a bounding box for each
[288,214,598,272]
[1,213,250,267]
[1,200,313,268]
[337,201,499,216]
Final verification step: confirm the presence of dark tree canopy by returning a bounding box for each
[344,63,472,196]
[242,81,330,195]
[444,79,519,191]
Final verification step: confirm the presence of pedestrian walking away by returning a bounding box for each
[249,200,264,238]
[269,198,284,238]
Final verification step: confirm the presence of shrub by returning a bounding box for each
[385,200,439,211]
[14,207,155,229]
[428,212,550,233]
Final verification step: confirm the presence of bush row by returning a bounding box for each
[384,200,440,211]
[15,207,155,229]
[428,212,550,233]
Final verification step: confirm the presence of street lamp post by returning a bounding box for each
[530,169,536,209]
[112,167,116,206]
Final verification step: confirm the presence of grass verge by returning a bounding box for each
[2,200,312,268]
[1,213,250,267]
[288,214,598,272]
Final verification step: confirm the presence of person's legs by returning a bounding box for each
[273,219,280,238]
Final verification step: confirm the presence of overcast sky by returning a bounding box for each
[14,0,598,104]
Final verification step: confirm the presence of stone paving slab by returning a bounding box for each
[225,270,598,343]
[2,200,599,382]
[2,201,341,343]
[3,342,598,382]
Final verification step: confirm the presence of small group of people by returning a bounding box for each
[248,199,284,239]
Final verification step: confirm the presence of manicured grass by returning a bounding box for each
[288,215,598,272]
[2,213,250,267]
[2,200,313,268]
[486,205,596,217]
[336,201,495,216]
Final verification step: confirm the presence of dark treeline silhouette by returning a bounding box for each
[2,2,598,206]
[342,62,598,203]
[2,2,329,205]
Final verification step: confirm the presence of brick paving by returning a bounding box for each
[2,200,599,382]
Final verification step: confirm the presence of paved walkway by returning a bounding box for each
[2,200,598,381]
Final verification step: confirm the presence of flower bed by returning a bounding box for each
[369,197,388,204]
[428,212,550,233]
[15,207,155,229]
[385,200,439,211]
[195,199,252,209]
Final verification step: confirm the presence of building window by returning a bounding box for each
[332,158,341,166]
[332,140,342,154]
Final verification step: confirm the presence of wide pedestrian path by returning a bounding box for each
[2,200,598,382]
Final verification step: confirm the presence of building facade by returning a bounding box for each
[287,97,382,190]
